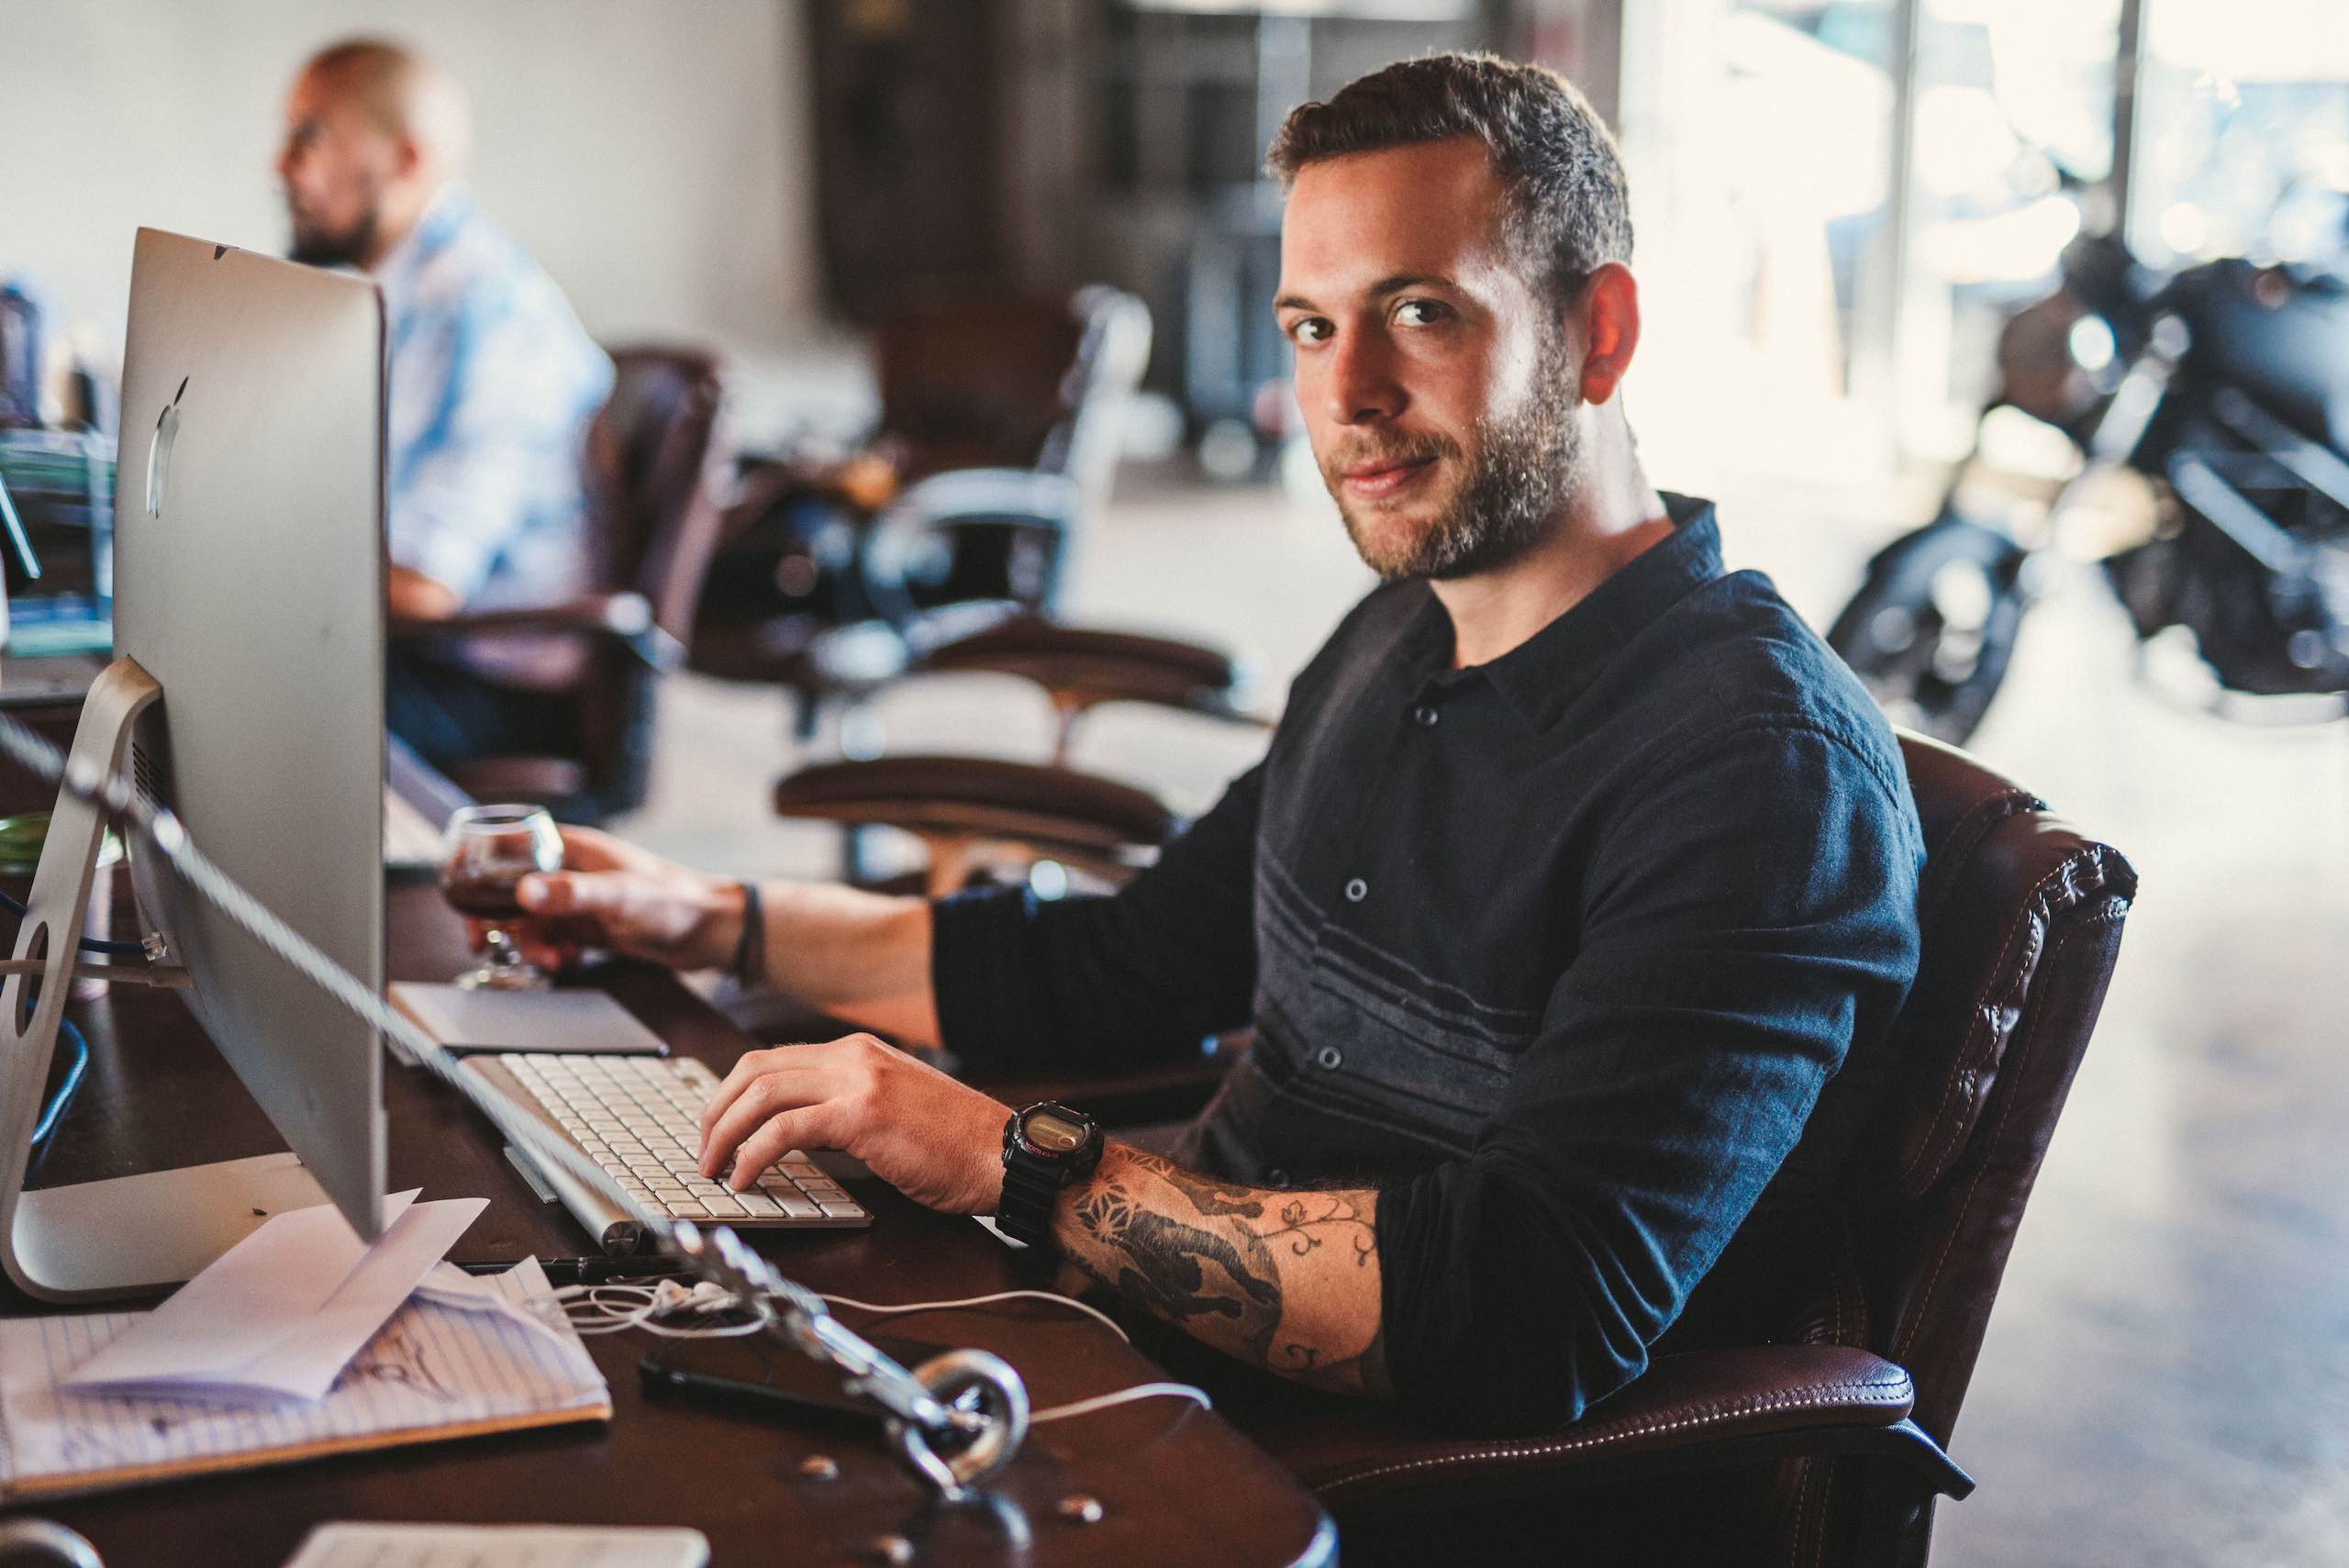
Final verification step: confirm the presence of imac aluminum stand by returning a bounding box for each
[0,657,328,1303]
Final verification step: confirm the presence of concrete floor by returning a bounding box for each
[626,460,2349,1567]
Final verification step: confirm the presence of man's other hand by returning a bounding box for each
[697,1033,1010,1215]
[501,826,742,973]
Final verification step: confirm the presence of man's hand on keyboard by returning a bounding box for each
[696,1034,1011,1216]
[507,827,743,972]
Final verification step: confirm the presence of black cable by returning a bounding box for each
[23,1016,89,1182]
[0,884,149,957]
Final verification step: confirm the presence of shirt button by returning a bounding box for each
[1411,703,1439,728]
[1344,877,1367,903]
[1265,1167,1291,1186]
[1316,1045,1344,1071]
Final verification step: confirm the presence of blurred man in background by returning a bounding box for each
[278,37,611,767]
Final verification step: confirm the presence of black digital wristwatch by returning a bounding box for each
[996,1101,1104,1250]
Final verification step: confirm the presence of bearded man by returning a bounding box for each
[509,53,1925,1431]
[277,38,611,769]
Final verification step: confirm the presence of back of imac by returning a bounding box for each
[0,228,387,1301]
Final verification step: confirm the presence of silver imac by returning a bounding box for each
[0,228,386,1302]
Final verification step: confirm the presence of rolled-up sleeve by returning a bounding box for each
[930,760,1267,1076]
[1375,719,1923,1431]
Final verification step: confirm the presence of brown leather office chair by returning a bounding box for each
[391,346,730,825]
[771,613,1268,894]
[1222,728,2138,1567]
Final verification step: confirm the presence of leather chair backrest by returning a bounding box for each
[584,346,731,639]
[1843,730,2136,1443]
[571,346,729,816]
[875,293,1085,479]
[873,285,1150,513]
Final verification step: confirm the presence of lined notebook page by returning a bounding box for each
[284,1522,709,1568]
[0,1259,607,1502]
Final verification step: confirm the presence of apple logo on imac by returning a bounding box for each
[146,375,187,517]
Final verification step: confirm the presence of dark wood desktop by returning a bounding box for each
[3,879,1335,1567]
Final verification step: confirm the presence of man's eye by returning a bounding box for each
[1287,317,1331,346]
[1394,299,1448,327]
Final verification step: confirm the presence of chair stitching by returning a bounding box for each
[1785,1455,1813,1568]
[1811,1451,1840,1568]
[1917,792,2041,929]
[1892,915,2110,1365]
[1902,855,2069,1188]
[1914,912,2043,1190]
[1313,1374,1914,1495]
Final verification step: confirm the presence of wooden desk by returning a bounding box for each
[6,884,1334,1568]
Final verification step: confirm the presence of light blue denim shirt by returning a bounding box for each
[374,185,612,683]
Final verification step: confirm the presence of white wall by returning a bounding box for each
[0,0,821,364]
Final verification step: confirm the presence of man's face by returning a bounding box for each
[277,69,396,268]
[1277,138,1583,581]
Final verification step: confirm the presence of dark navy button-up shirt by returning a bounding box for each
[931,494,1925,1429]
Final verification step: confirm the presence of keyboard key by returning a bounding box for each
[818,1201,864,1219]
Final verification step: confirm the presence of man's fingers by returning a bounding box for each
[701,1073,831,1182]
[517,870,629,918]
[727,1108,838,1191]
[695,1051,827,1173]
[699,1044,816,1144]
[699,1049,774,1146]
[551,824,629,872]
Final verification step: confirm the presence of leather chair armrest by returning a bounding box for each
[774,755,1179,862]
[914,615,1270,725]
[389,592,684,670]
[1245,1345,1971,1518]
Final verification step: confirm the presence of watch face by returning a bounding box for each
[1024,1109,1088,1154]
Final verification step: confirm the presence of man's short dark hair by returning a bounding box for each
[1265,52,1632,307]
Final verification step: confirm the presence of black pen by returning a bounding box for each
[456,1256,698,1284]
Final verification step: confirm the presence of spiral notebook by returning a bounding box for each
[0,1259,609,1502]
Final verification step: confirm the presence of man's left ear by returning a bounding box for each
[1572,262,1641,407]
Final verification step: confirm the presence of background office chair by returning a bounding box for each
[1217,728,2139,1568]
[772,614,1268,892]
[389,345,730,825]
[687,284,1163,751]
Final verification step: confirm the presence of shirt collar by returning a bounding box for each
[371,183,474,303]
[1408,492,1727,731]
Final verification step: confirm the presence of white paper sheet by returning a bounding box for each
[213,1199,491,1402]
[0,1259,607,1502]
[284,1522,709,1568]
[57,1189,420,1392]
[413,1262,579,1357]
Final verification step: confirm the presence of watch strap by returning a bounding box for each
[996,1145,1067,1249]
[996,1104,1100,1250]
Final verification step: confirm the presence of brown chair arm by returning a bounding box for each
[774,755,1180,859]
[389,592,684,670]
[913,615,1269,726]
[1248,1345,1970,1518]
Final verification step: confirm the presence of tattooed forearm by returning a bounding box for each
[1059,1144,1393,1398]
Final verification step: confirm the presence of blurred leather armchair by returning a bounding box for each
[391,345,729,824]
[1227,728,2138,1568]
[769,608,1271,893]
[687,284,1159,746]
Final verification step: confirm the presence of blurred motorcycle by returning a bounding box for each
[1828,226,2349,743]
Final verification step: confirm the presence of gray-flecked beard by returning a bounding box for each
[1331,331,1585,583]
[287,204,379,271]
